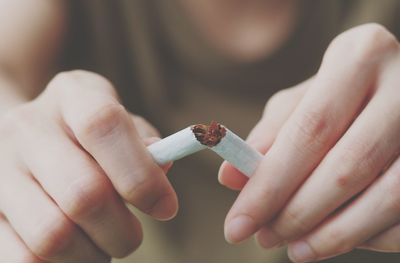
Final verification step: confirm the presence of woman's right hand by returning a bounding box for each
[0,70,178,262]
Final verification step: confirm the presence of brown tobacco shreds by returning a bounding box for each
[192,121,226,147]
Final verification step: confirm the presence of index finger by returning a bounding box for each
[43,70,178,220]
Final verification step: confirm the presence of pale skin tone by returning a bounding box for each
[220,26,400,262]
[0,1,399,262]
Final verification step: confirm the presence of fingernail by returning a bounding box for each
[225,215,258,244]
[149,193,178,221]
[256,227,282,249]
[288,241,316,263]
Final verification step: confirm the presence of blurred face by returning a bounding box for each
[179,0,300,62]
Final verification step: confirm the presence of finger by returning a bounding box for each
[246,80,310,147]
[359,223,400,252]
[42,70,178,220]
[218,80,309,190]
[143,137,173,173]
[263,49,400,247]
[17,112,142,258]
[0,169,109,262]
[0,214,44,263]
[287,155,400,263]
[356,53,400,254]
[218,163,250,191]
[131,114,160,139]
[224,24,398,244]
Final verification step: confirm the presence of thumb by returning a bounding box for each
[218,79,311,190]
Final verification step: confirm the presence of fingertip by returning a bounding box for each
[224,215,258,244]
[149,192,179,221]
[122,162,178,221]
[218,161,248,190]
[217,161,230,184]
[122,215,144,257]
[287,240,316,263]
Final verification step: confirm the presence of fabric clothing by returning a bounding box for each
[61,1,400,262]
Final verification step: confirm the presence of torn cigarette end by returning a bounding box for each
[147,121,262,177]
[191,121,226,147]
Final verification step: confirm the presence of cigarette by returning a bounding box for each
[147,121,263,177]
[146,127,207,164]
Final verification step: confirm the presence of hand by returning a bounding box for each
[0,70,178,262]
[219,23,400,262]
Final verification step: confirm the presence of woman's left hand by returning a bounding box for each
[219,23,400,262]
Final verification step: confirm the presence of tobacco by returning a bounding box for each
[192,121,227,147]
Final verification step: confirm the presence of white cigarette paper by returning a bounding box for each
[147,122,263,177]
[211,129,263,176]
[147,127,207,164]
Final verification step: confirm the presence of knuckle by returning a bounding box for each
[47,70,117,97]
[118,168,164,210]
[357,23,397,46]
[50,70,99,85]
[119,179,149,205]
[264,88,298,116]
[66,70,117,94]
[334,172,356,190]
[326,23,397,66]
[30,214,74,259]
[249,184,280,213]
[297,110,327,139]
[76,102,126,142]
[324,228,352,252]
[333,140,380,190]
[49,71,72,85]
[119,176,154,202]
[274,207,309,239]
[61,174,111,220]
[309,228,351,258]
[333,163,373,191]
[288,109,332,154]
[47,71,77,94]
[265,90,289,111]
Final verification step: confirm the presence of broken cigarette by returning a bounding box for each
[147,121,263,177]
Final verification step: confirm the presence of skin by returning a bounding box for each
[219,24,400,262]
[0,1,176,262]
[0,0,399,262]
[178,0,300,62]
